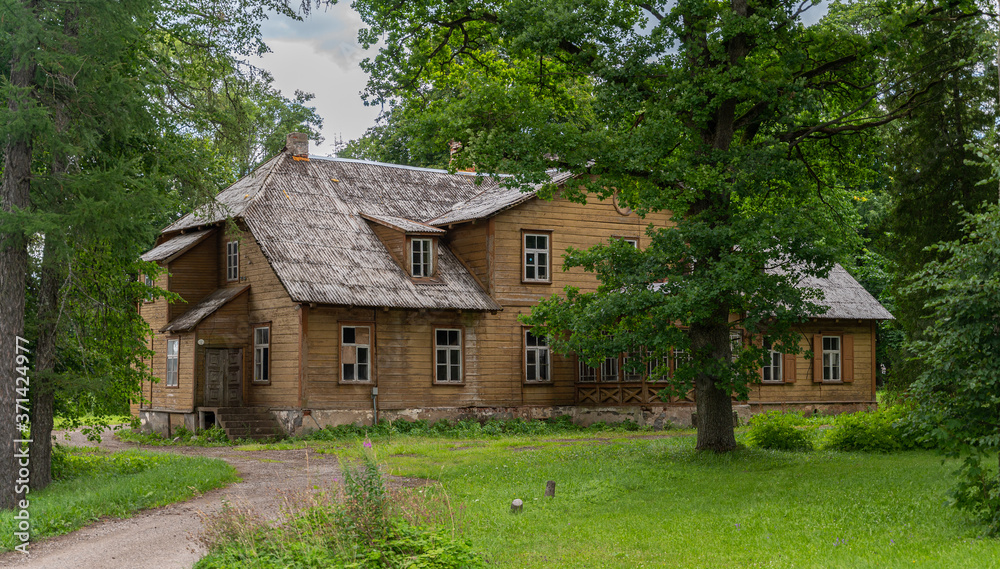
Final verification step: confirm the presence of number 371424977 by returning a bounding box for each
[15,336,30,430]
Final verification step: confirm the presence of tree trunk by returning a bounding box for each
[29,237,62,491]
[690,308,737,452]
[0,4,38,507]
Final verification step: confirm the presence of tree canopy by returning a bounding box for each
[351,0,987,450]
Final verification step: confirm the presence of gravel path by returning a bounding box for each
[0,431,343,569]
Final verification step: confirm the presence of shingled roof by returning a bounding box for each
[154,149,568,312]
[785,263,893,320]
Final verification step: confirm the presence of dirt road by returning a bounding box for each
[0,432,343,569]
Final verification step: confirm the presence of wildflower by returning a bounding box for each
[363,439,372,449]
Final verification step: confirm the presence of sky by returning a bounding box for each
[255,2,830,157]
[255,3,382,155]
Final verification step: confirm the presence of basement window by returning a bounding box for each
[341,325,372,383]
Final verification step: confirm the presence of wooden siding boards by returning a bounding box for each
[136,144,892,423]
[166,232,218,323]
[749,321,875,404]
[193,293,250,407]
[222,226,301,409]
[140,229,215,263]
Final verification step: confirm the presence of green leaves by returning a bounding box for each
[906,203,1000,534]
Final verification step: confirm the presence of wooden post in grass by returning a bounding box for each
[545,481,556,497]
[511,499,523,513]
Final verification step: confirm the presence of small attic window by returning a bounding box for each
[410,238,433,278]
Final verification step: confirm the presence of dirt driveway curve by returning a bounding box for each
[0,431,343,569]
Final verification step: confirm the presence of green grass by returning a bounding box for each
[308,434,1000,569]
[52,414,135,431]
[0,447,238,551]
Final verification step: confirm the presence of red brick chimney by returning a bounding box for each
[286,132,309,160]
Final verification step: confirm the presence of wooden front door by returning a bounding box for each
[205,348,242,407]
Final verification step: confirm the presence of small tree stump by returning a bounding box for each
[510,499,523,513]
[545,481,556,497]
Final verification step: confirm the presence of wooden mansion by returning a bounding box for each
[133,133,893,437]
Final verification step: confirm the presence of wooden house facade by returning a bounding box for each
[133,134,892,436]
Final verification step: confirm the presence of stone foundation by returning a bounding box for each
[297,404,716,435]
[137,409,196,437]
[134,401,875,437]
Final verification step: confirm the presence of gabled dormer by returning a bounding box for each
[361,213,445,281]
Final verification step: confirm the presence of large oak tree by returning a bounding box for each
[352,0,985,450]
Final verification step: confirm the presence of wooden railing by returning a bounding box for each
[575,382,696,406]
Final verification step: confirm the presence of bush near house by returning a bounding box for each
[744,410,813,451]
[823,405,925,453]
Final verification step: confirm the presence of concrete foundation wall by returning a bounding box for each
[137,409,196,437]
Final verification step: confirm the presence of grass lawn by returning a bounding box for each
[0,447,238,552]
[284,433,1000,569]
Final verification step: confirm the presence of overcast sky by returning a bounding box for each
[255,3,381,155]
[255,2,830,156]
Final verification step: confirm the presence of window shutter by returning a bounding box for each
[842,333,854,382]
[812,334,823,383]
[782,352,797,383]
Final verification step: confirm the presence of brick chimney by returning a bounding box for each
[286,132,309,159]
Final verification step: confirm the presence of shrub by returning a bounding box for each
[745,411,813,451]
[195,442,485,569]
[823,406,919,453]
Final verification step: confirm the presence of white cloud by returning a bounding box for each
[256,4,382,153]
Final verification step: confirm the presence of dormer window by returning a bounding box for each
[226,241,239,281]
[410,238,433,278]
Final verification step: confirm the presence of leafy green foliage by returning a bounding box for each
[823,406,921,453]
[350,0,985,451]
[905,203,1000,534]
[744,411,813,451]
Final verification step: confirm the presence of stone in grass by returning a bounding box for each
[510,499,523,513]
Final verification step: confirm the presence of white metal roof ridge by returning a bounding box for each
[309,155,513,177]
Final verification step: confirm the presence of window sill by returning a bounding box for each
[339,380,374,386]
[252,381,271,386]
[820,380,846,384]
[761,381,786,385]
[523,380,553,385]
[433,381,465,386]
[520,280,552,286]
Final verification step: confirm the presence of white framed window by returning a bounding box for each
[166,339,179,387]
[411,238,433,277]
[523,232,550,282]
[622,351,643,381]
[341,325,372,382]
[253,326,270,383]
[647,355,671,382]
[600,356,619,382]
[435,329,462,383]
[524,330,550,382]
[823,336,841,381]
[624,238,639,248]
[143,274,155,302]
[578,360,598,382]
[226,241,239,281]
[729,330,743,362]
[762,340,783,383]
